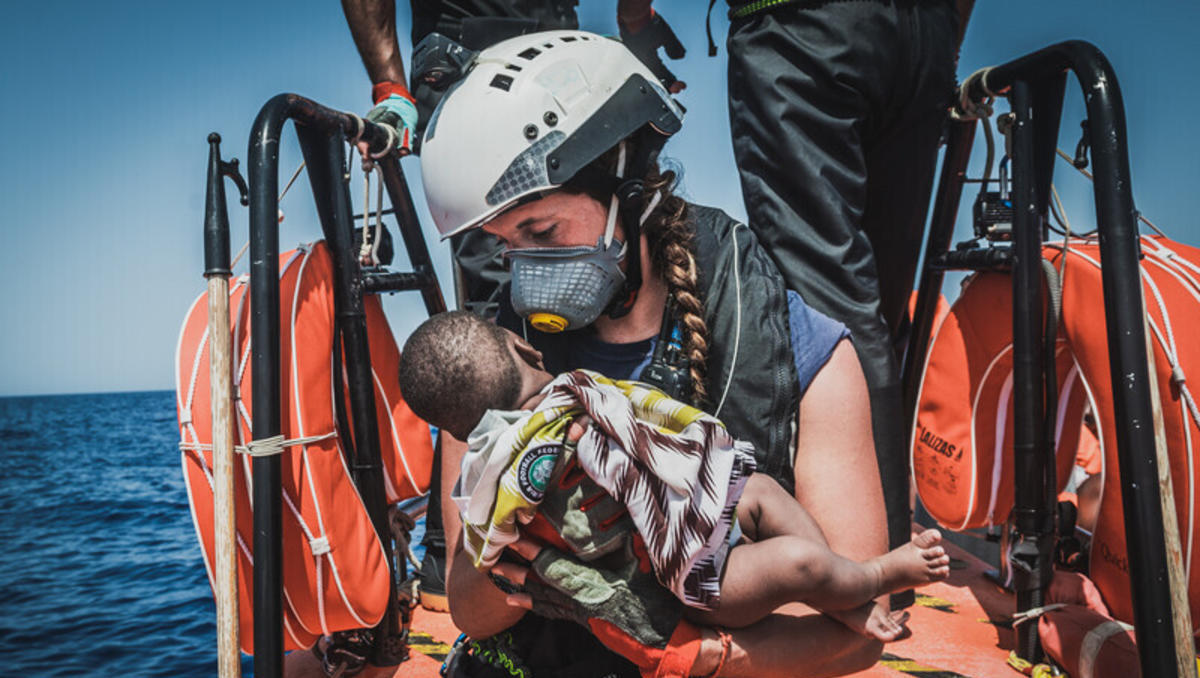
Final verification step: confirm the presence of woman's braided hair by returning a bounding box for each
[563,145,712,406]
[642,164,711,407]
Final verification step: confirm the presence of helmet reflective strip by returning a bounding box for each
[485,131,565,206]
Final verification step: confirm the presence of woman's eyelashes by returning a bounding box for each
[528,222,557,244]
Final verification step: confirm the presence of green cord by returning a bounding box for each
[729,0,803,20]
[467,632,531,678]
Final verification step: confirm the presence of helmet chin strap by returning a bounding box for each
[604,132,667,320]
[602,143,626,250]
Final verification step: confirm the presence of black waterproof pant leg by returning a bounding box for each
[727,0,958,559]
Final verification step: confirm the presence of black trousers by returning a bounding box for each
[727,0,958,555]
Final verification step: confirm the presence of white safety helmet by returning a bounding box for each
[420,30,684,239]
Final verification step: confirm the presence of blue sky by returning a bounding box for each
[0,1,1197,396]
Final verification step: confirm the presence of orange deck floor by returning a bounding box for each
[285,537,1020,678]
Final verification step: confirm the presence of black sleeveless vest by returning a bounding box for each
[498,203,801,492]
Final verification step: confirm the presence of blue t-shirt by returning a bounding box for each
[510,290,848,400]
[785,290,852,397]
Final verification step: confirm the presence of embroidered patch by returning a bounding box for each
[517,448,558,502]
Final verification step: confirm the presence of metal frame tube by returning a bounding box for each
[902,119,976,425]
[1008,80,1050,662]
[296,123,406,665]
[966,41,1179,677]
[1030,74,1067,529]
[248,96,287,678]
[245,93,430,677]
[376,157,446,315]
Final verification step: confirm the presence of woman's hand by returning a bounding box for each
[490,538,542,610]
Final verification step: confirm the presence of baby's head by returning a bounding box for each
[398,311,553,440]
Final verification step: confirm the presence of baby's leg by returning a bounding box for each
[686,529,950,629]
[828,603,911,642]
[687,534,874,628]
[734,472,828,544]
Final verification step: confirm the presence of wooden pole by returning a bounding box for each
[1143,314,1197,678]
[208,274,241,678]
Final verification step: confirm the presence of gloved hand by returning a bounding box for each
[495,538,702,678]
[365,81,419,156]
[619,10,687,94]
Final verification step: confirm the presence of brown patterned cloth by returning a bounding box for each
[456,369,756,610]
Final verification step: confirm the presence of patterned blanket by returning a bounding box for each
[451,369,756,610]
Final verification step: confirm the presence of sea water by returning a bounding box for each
[0,391,426,677]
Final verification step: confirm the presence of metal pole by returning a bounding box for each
[296,124,406,665]
[376,157,447,316]
[1008,80,1050,663]
[242,92,442,673]
[902,119,976,426]
[205,133,241,678]
[1028,73,1067,564]
[248,95,289,678]
[1076,50,1183,678]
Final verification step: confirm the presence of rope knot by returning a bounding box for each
[952,66,998,122]
[1012,603,1067,626]
[245,434,286,457]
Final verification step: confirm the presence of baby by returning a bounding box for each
[398,311,950,641]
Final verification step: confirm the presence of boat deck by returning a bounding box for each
[285,535,1020,678]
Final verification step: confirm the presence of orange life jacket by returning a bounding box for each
[175,242,434,652]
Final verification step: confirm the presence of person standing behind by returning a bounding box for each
[621,0,973,573]
[342,0,580,322]
[342,0,686,318]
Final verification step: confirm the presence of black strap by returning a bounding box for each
[706,0,719,56]
[638,298,693,402]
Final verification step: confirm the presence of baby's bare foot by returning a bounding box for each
[871,528,950,594]
[830,603,911,642]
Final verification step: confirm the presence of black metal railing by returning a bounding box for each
[205,93,446,678]
[904,41,1180,677]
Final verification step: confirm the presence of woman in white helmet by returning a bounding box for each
[421,31,888,678]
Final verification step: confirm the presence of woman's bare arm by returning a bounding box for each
[691,339,888,677]
[440,433,527,638]
[791,338,887,562]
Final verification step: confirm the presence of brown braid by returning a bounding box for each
[562,147,713,407]
[641,166,711,407]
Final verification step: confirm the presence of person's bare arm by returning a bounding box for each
[689,339,888,677]
[440,433,527,638]
[341,0,407,86]
[792,339,887,563]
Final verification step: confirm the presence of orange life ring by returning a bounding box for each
[911,272,1084,531]
[176,242,434,652]
[1052,235,1200,631]
[913,234,1200,631]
